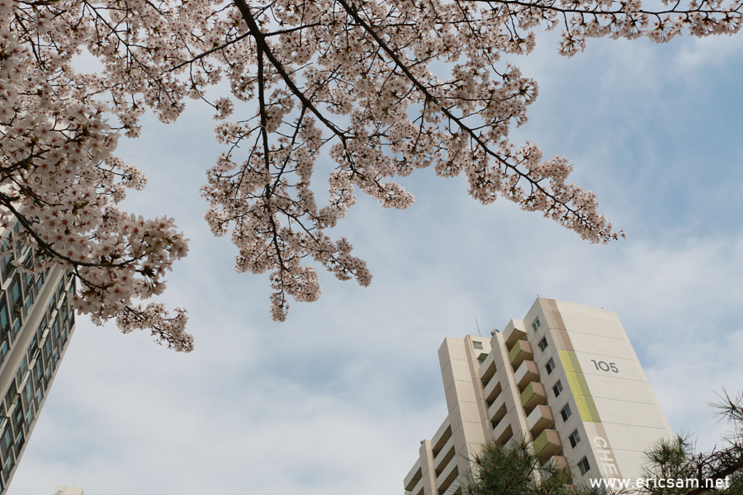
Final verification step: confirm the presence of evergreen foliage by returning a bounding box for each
[640,391,743,495]
[463,440,587,495]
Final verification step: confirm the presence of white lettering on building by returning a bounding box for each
[593,436,619,477]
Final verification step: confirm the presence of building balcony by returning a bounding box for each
[488,391,508,424]
[479,352,496,382]
[483,376,502,402]
[526,404,555,437]
[431,419,452,458]
[436,455,459,494]
[503,319,527,350]
[520,381,547,413]
[493,418,513,445]
[514,360,540,391]
[552,455,568,470]
[434,436,455,477]
[533,429,562,459]
[442,485,463,495]
[508,340,533,369]
[404,460,422,492]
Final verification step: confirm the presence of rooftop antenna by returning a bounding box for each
[475,319,481,337]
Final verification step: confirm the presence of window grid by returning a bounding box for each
[531,317,541,332]
[569,429,581,448]
[560,404,572,422]
[545,357,555,375]
[553,380,563,398]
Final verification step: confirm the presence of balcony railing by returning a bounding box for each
[479,352,496,382]
[436,457,459,494]
[503,319,527,350]
[488,392,508,424]
[493,419,513,445]
[508,340,533,369]
[514,360,539,391]
[434,436,455,477]
[404,461,422,492]
[533,429,562,459]
[526,404,555,437]
[483,377,502,402]
[431,419,452,458]
[520,381,547,413]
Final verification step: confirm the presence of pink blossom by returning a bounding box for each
[1,0,736,346]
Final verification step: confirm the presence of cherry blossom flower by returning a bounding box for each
[2,0,740,348]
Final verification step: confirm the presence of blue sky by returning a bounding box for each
[7,25,743,495]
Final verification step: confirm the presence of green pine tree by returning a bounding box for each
[640,390,743,495]
[462,440,591,495]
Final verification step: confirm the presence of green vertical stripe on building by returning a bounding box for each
[557,350,601,423]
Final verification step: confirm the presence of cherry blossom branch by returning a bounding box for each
[335,0,620,241]
[232,0,350,141]
[5,0,739,328]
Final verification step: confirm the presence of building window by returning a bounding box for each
[473,341,483,350]
[9,275,22,315]
[553,380,563,398]
[578,456,591,475]
[545,357,555,375]
[0,236,14,282]
[2,451,13,480]
[531,317,541,332]
[23,407,34,431]
[15,357,26,385]
[14,430,24,456]
[10,318,19,341]
[0,297,8,338]
[569,429,581,448]
[12,408,22,436]
[1,428,11,454]
[560,404,572,422]
[538,337,548,352]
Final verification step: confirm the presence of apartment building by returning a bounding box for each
[404,297,673,495]
[0,222,75,493]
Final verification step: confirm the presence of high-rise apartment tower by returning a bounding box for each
[404,297,673,495]
[0,222,75,493]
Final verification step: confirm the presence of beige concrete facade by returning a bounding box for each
[404,297,673,495]
[54,487,84,495]
[0,222,76,494]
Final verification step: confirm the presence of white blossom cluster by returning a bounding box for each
[2,0,740,335]
[1,0,191,350]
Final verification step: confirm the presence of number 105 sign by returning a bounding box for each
[591,360,619,373]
